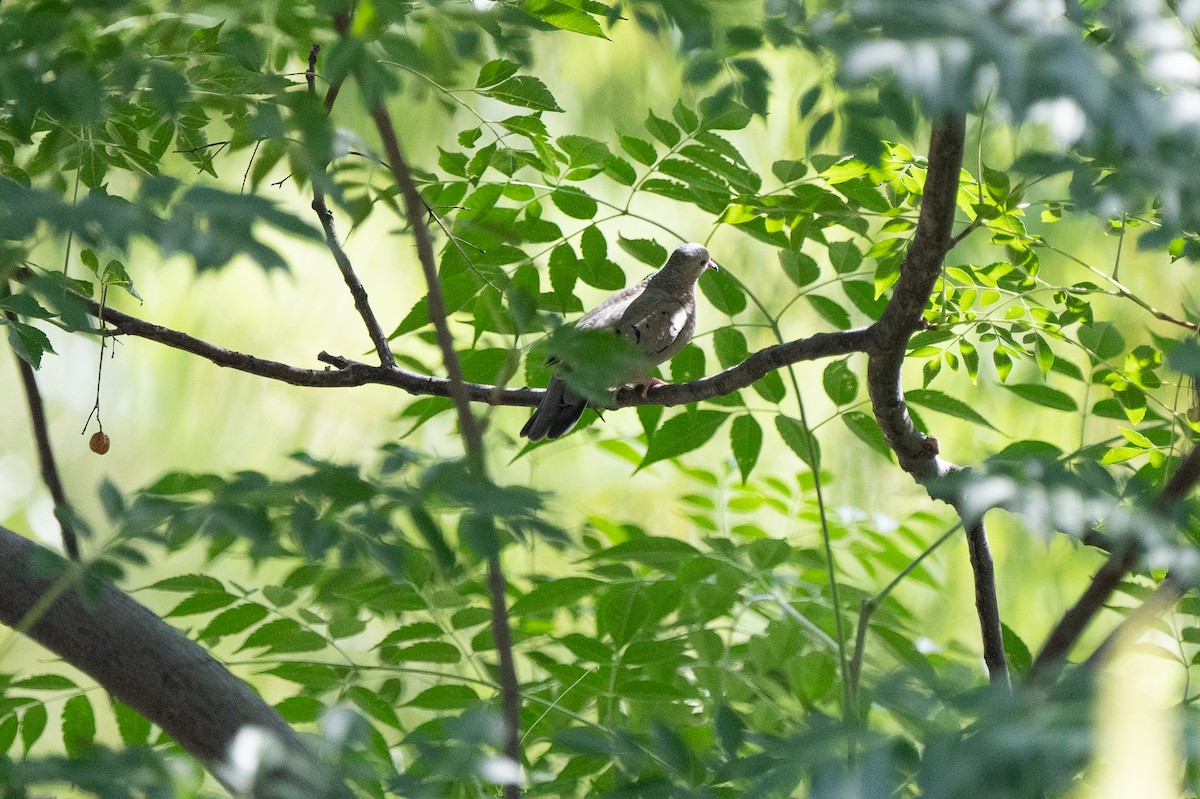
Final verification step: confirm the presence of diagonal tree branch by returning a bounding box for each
[0,525,318,793]
[306,42,396,369]
[1029,444,1200,680]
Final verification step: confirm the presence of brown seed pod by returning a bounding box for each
[89,431,111,455]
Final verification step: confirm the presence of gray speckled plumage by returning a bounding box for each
[521,243,716,441]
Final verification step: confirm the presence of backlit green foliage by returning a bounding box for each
[5,1,1200,798]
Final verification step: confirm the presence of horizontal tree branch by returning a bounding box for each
[76,293,873,411]
[0,525,313,791]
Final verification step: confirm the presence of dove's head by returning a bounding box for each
[660,243,717,286]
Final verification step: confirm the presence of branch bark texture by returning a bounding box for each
[0,526,309,788]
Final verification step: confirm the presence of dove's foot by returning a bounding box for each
[631,376,669,398]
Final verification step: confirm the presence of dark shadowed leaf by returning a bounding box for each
[731,414,762,483]
[639,410,730,470]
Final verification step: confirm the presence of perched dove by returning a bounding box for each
[520,242,717,441]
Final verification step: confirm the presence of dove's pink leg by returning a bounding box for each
[630,376,669,398]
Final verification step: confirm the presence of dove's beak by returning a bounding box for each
[707,260,719,271]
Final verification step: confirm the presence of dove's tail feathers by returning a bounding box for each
[521,377,588,441]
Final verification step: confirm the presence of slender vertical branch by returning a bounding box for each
[368,100,518,798]
[368,103,486,476]
[860,114,1009,685]
[964,521,1009,687]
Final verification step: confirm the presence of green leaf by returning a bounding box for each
[511,577,604,615]
[645,111,681,147]
[672,100,700,133]
[699,268,746,315]
[198,603,270,640]
[775,415,819,469]
[592,536,701,568]
[79,141,109,189]
[842,411,894,460]
[1079,322,1125,360]
[906,389,1000,431]
[524,0,608,38]
[639,410,730,470]
[753,370,786,402]
[552,186,598,219]
[828,240,862,273]
[780,250,820,286]
[241,618,328,654]
[148,574,224,592]
[457,513,496,560]
[716,704,746,756]
[731,415,762,483]
[0,293,53,319]
[7,320,55,369]
[807,295,851,330]
[700,97,753,130]
[1001,383,1078,412]
[114,701,151,747]
[1001,623,1032,676]
[558,134,611,166]
[407,685,481,710]
[62,695,95,757]
[822,359,858,405]
[619,135,656,166]
[772,159,808,183]
[671,344,705,383]
[346,686,402,730]
[1168,339,1200,376]
[14,675,76,690]
[618,236,667,267]
[714,327,749,368]
[21,704,47,754]
[165,591,238,617]
[808,111,834,149]
[482,76,564,112]
[598,585,649,646]
[384,641,462,663]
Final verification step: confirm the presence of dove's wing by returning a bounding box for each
[575,281,647,332]
[613,286,696,366]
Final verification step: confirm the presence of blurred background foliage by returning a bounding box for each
[3,0,1200,796]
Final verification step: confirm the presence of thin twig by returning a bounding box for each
[306,42,396,367]
[369,104,485,472]
[848,522,963,698]
[4,287,81,560]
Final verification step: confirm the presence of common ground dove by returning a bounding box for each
[520,242,717,441]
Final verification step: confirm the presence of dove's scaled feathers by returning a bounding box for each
[520,243,717,441]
